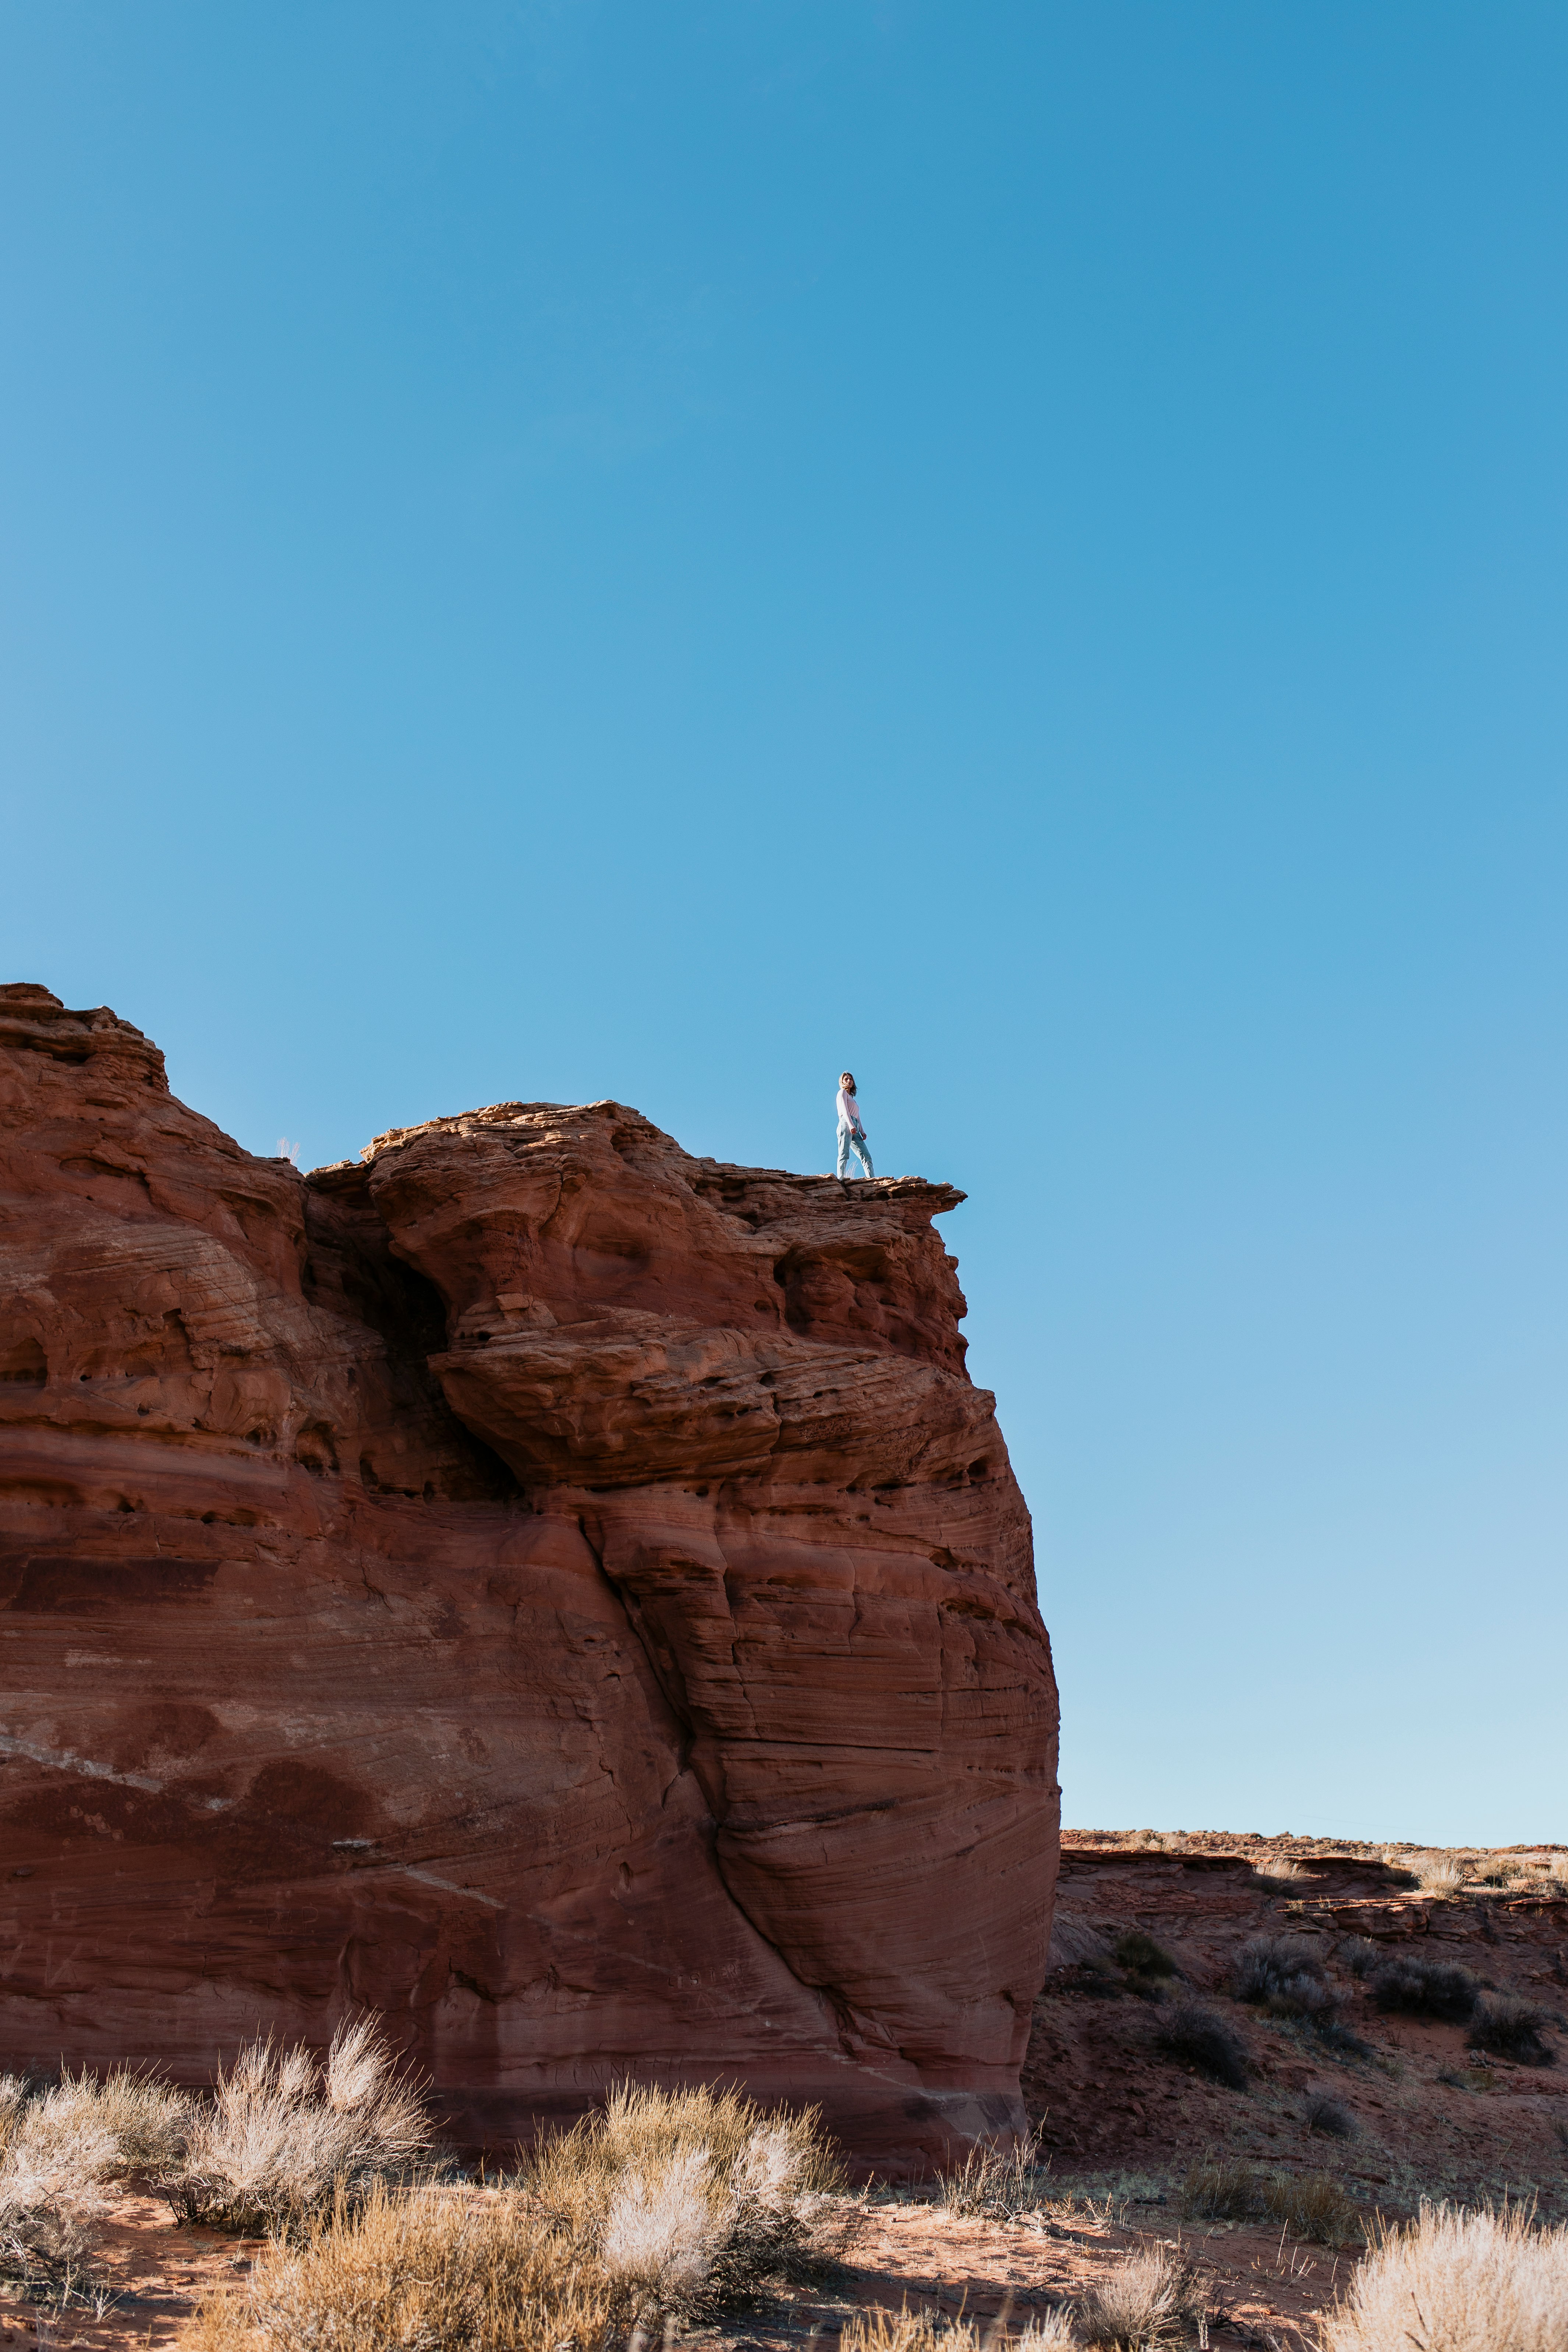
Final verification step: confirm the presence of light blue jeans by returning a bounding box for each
[837,1123,874,1178]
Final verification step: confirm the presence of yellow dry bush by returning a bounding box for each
[1409,1851,1469,1897]
[187,2080,846,2350]
[1321,2200,1568,2352]
[840,2309,1073,2352]
[520,2079,843,2316]
[1075,2245,1206,2346]
[186,2179,611,2352]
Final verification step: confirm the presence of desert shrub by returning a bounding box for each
[1253,1856,1307,1889]
[1321,2200,1568,2351]
[1014,2317,1076,2350]
[1075,2244,1206,2345]
[1157,2003,1250,2089]
[1180,2158,1358,2245]
[1232,1935,1342,2030]
[1179,2155,1258,2223]
[1303,2090,1358,2139]
[1467,1994,1556,2067]
[1472,1855,1536,1892]
[1546,1856,1568,1889]
[1266,2171,1360,2244]
[1112,1930,1178,1981]
[1232,1933,1324,2001]
[38,2066,188,2178]
[166,2018,431,2233]
[191,2081,843,2351]
[937,2132,1051,2220]
[0,2064,190,2291]
[839,2312,949,2352]
[1339,1936,1381,1977]
[1314,2017,1374,2059]
[1369,1955,1479,2023]
[841,2310,1072,2352]
[519,2080,842,2317]
[186,2178,610,2352]
[1408,1850,1469,1896]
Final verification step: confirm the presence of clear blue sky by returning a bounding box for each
[5,4,1565,1846]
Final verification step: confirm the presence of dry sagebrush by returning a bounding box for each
[0,2065,188,2289]
[520,2080,842,2317]
[164,2017,431,2232]
[1074,2243,1208,2346]
[937,2130,1054,2221]
[1322,2201,1568,2352]
[192,2079,844,2352]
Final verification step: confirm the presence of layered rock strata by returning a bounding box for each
[0,985,1059,2167]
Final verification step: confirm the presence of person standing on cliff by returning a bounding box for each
[836,1071,874,1180]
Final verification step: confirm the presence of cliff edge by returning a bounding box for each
[0,984,1059,2169]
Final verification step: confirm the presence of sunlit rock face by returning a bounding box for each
[0,983,1059,2171]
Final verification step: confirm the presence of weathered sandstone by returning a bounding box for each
[0,985,1059,2168]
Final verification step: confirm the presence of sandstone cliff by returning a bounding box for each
[0,985,1059,2168]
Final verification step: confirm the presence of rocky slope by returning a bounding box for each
[0,985,1059,2168]
[1025,1832,1568,2209]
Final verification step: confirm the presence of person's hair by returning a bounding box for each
[839,1071,856,1092]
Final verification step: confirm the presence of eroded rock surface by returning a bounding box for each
[0,985,1059,2167]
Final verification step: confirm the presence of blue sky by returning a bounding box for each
[5,3,1565,1844]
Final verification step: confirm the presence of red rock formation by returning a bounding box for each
[0,985,1059,2169]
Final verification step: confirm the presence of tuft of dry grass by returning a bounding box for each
[840,2307,1074,2352]
[185,2178,610,2352]
[190,2079,844,2351]
[0,2066,190,2292]
[1180,2157,1359,2245]
[1075,2243,1207,2346]
[164,2017,431,2233]
[1321,2200,1568,2351]
[1407,1850,1469,1897]
[937,2132,1053,2221]
[1254,1855,1307,1889]
[1472,1855,1539,1895]
[520,2079,842,2317]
